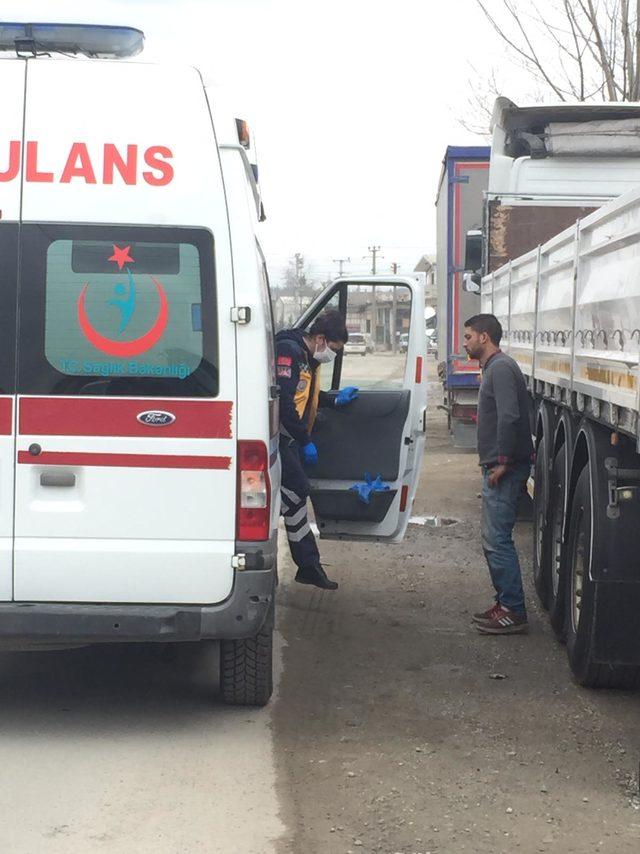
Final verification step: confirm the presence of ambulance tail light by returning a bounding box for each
[237,441,270,541]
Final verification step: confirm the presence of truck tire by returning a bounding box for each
[532,436,551,608]
[220,600,274,706]
[548,445,567,641]
[565,466,640,689]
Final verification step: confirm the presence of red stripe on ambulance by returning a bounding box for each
[19,398,233,439]
[0,398,12,435]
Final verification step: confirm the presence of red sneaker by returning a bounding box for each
[475,605,528,635]
[472,603,501,624]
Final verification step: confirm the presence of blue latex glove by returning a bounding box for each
[335,386,359,407]
[349,473,391,504]
[302,442,318,467]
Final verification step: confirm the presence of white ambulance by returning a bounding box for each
[0,22,427,706]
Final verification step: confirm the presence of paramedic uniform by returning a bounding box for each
[275,328,333,571]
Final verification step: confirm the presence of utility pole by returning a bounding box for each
[366,245,383,275]
[364,246,384,346]
[364,246,383,347]
[332,257,350,277]
[390,263,399,352]
[294,252,304,314]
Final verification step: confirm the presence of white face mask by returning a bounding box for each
[314,343,337,365]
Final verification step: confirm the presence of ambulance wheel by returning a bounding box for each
[548,445,567,641]
[532,436,551,608]
[565,466,640,689]
[220,601,274,706]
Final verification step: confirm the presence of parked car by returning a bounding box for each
[344,332,368,356]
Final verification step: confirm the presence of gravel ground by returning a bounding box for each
[274,360,640,854]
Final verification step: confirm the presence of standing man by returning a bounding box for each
[276,309,358,590]
[463,314,533,634]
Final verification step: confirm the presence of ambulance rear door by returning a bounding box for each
[0,61,24,599]
[296,276,427,543]
[14,59,238,604]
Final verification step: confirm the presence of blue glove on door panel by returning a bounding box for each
[335,386,359,406]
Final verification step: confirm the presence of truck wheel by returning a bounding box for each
[532,436,551,608]
[548,445,567,641]
[565,466,640,689]
[220,600,274,706]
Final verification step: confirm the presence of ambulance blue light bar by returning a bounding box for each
[0,23,144,58]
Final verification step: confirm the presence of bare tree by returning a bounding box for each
[468,1,640,131]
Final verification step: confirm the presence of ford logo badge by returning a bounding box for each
[137,410,176,426]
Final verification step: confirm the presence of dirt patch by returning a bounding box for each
[274,359,640,854]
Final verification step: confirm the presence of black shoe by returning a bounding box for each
[295,565,339,590]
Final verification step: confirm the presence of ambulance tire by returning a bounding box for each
[564,467,640,689]
[220,600,274,706]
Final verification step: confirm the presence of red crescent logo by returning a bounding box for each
[77,276,169,357]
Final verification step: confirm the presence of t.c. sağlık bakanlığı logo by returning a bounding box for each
[77,244,169,357]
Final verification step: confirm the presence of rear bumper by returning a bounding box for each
[0,569,276,649]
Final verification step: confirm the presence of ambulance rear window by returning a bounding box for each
[18,224,218,397]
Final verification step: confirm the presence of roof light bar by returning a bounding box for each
[0,23,144,58]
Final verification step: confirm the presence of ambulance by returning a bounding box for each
[0,22,427,706]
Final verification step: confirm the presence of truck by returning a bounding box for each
[477,97,640,687]
[435,146,490,448]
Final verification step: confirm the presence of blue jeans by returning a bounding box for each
[481,462,530,615]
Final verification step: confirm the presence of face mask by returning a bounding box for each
[314,343,337,365]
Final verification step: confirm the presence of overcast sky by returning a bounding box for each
[0,0,512,283]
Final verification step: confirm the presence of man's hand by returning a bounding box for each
[488,463,509,488]
[302,442,318,467]
[335,386,359,407]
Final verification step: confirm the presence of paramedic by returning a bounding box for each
[276,310,358,590]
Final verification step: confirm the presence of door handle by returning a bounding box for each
[40,471,76,488]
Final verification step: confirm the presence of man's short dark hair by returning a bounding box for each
[464,313,502,346]
[308,309,349,344]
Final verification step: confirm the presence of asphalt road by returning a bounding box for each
[0,640,284,853]
[1,356,639,854]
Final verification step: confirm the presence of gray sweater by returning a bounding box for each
[477,351,534,467]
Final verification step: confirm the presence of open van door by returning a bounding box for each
[296,276,427,543]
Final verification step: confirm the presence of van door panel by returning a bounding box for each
[13,223,237,605]
[0,225,18,601]
[310,391,410,480]
[296,278,427,543]
[0,64,24,601]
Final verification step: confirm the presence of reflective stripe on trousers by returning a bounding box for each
[280,438,321,570]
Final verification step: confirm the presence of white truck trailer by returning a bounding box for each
[482,172,640,687]
[480,101,640,687]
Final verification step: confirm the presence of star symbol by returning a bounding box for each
[108,245,134,270]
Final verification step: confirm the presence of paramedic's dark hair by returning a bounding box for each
[464,313,503,346]
[308,309,349,344]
